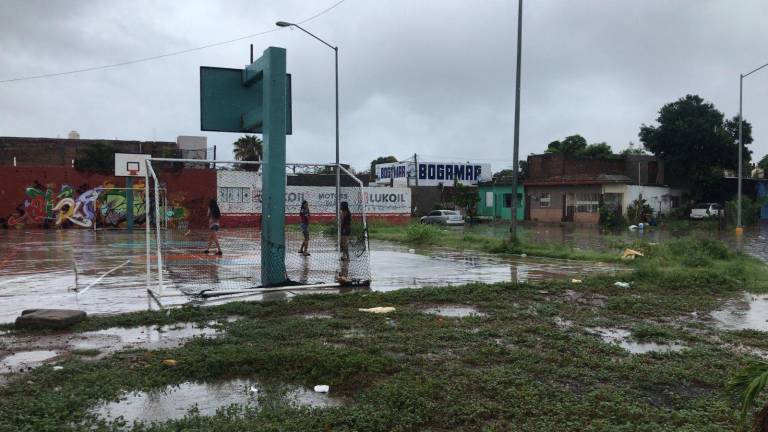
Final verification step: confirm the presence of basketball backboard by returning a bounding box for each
[115,153,151,177]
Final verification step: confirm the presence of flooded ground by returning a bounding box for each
[420,305,485,318]
[465,222,768,261]
[0,229,622,323]
[0,321,225,373]
[91,379,345,425]
[711,293,768,331]
[587,327,687,354]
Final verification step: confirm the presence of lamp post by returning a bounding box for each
[510,0,523,241]
[738,61,768,233]
[277,21,341,248]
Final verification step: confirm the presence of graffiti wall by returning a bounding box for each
[0,167,216,229]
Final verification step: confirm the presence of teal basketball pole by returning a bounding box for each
[257,47,288,285]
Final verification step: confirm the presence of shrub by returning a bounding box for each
[404,223,441,244]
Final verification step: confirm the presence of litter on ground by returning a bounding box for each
[622,248,644,260]
[358,307,396,314]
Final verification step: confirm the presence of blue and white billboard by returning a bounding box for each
[375,161,491,186]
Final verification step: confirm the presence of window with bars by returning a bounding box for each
[575,193,600,213]
[540,193,551,208]
[219,186,251,203]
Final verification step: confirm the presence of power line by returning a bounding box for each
[0,0,348,84]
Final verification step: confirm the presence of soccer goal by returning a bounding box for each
[144,158,371,298]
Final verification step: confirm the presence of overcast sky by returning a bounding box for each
[1,0,767,173]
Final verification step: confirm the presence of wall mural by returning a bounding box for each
[4,181,188,229]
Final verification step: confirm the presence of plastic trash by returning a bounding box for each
[571,279,582,284]
[358,307,396,314]
[521,253,528,258]
[614,282,631,289]
[52,366,64,371]
[628,225,638,230]
[161,359,177,367]
[408,248,416,254]
[314,385,330,393]
[638,223,644,230]
[621,248,644,260]
[249,385,260,394]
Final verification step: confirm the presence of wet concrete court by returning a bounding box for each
[0,228,623,323]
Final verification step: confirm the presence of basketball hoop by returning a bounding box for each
[126,161,140,176]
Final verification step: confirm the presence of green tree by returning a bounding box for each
[621,141,647,156]
[758,154,768,174]
[452,182,479,218]
[369,155,398,181]
[545,135,614,158]
[639,95,753,196]
[545,135,587,156]
[233,135,263,172]
[581,142,614,158]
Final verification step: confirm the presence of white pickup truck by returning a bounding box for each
[689,203,723,219]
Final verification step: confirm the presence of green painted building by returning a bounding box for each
[477,180,524,221]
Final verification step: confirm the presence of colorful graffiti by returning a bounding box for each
[5,181,187,229]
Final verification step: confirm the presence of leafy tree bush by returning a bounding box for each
[726,195,765,227]
[626,197,653,224]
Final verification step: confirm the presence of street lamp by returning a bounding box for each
[276,21,341,248]
[510,0,523,241]
[738,61,768,233]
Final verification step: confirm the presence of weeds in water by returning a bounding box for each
[404,224,442,244]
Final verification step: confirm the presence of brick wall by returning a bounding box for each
[0,166,215,229]
[0,137,178,167]
[526,153,665,183]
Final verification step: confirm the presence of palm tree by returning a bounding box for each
[729,360,768,431]
[233,135,263,172]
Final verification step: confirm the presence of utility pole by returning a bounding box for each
[510,0,523,241]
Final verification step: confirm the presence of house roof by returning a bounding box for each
[523,174,632,186]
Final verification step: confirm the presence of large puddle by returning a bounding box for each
[421,305,485,318]
[0,230,623,322]
[92,379,345,424]
[711,293,768,331]
[0,321,223,373]
[587,327,686,354]
[0,350,60,371]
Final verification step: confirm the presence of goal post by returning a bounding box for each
[144,158,371,298]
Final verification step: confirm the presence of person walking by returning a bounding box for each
[299,200,311,256]
[204,199,223,256]
[339,201,351,261]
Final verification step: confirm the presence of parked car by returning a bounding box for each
[689,203,723,219]
[420,210,464,225]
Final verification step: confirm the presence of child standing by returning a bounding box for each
[299,200,311,256]
[204,199,222,256]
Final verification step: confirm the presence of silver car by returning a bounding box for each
[420,210,464,225]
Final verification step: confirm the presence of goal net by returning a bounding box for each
[144,159,371,297]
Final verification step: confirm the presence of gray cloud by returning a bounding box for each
[0,0,766,173]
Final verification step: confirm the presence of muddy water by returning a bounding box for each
[370,242,621,292]
[92,379,345,424]
[0,350,60,371]
[421,305,485,318]
[466,222,768,262]
[711,293,768,331]
[587,327,686,354]
[0,230,622,322]
[0,322,223,374]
